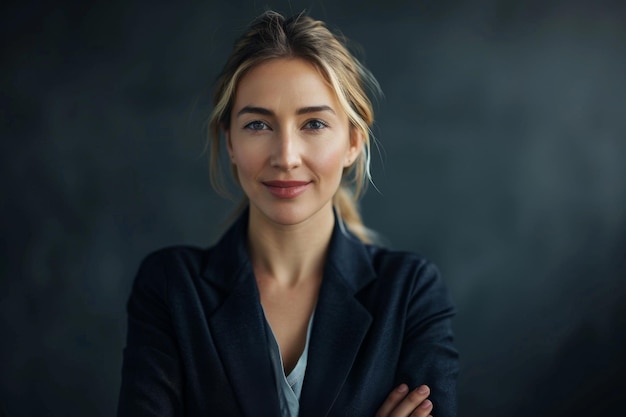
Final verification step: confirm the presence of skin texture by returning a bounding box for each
[226,57,361,230]
[225,58,433,416]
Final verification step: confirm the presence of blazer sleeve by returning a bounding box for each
[395,259,459,417]
[117,251,184,417]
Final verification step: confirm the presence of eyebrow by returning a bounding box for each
[236,105,336,117]
[297,105,336,115]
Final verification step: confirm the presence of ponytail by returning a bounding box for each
[333,186,376,244]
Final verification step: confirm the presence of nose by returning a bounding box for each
[270,129,301,171]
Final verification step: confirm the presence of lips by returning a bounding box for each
[262,180,311,198]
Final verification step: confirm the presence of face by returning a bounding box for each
[226,58,362,228]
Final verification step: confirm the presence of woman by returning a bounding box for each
[117,10,458,417]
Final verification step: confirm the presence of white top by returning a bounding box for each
[263,310,315,417]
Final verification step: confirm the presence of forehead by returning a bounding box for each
[233,58,340,109]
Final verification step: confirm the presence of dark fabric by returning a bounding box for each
[117,210,459,417]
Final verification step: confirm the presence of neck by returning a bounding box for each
[246,204,335,287]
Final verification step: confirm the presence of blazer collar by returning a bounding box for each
[202,207,377,417]
[201,209,252,291]
[201,207,377,293]
[200,209,276,416]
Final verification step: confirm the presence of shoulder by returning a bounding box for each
[365,245,441,287]
[138,245,209,275]
[132,245,211,293]
[362,244,455,314]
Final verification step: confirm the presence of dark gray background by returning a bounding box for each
[2,0,625,416]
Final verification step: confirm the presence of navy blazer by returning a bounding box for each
[117,211,459,416]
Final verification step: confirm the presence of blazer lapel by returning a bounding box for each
[208,274,280,417]
[202,210,280,416]
[299,272,372,417]
[299,222,377,417]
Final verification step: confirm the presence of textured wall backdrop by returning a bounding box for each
[1,0,625,416]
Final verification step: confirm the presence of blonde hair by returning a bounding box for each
[208,10,381,242]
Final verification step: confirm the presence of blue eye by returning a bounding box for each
[304,119,328,130]
[244,120,269,131]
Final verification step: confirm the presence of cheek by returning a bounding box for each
[233,161,257,186]
[231,157,258,197]
[313,145,350,178]
[231,144,264,176]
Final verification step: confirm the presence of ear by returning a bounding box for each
[345,127,365,167]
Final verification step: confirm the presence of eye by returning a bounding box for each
[303,119,328,130]
[244,120,270,131]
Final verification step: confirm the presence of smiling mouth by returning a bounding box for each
[262,180,311,198]
[263,180,310,187]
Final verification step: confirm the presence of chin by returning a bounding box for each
[264,207,312,226]
[253,201,332,228]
